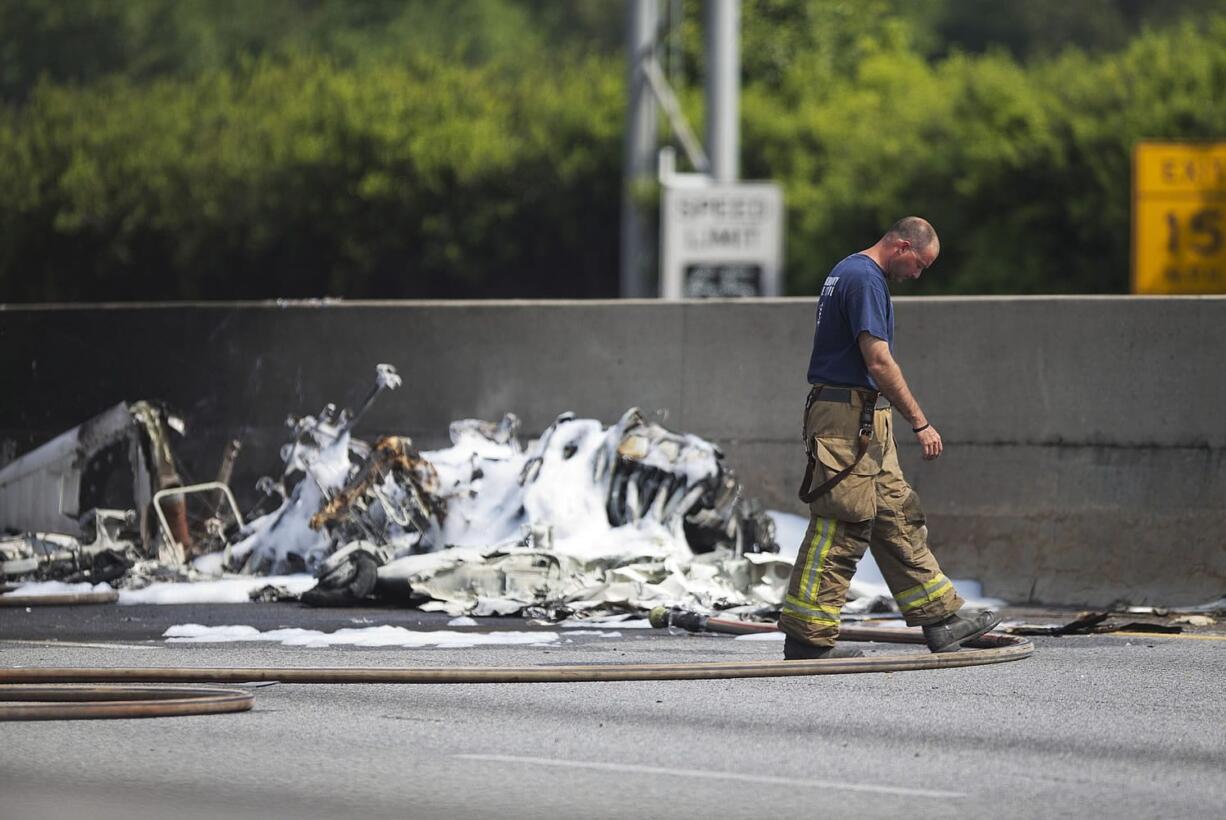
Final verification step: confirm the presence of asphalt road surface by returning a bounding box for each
[2,603,1223,820]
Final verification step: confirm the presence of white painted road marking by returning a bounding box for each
[454,754,966,799]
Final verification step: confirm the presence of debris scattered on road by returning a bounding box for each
[1,364,789,618]
[0,576,320,605]
[1004,611,1185,636]
[1126,599,1226,617]
[1110,622,1184,634]
[0,399,244,587]
[1005,612,1111,636]
[1171,614,1216,627]
[0,402,186,552]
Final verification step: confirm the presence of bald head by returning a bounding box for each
[884,216,938,253]
[864,216,939,282]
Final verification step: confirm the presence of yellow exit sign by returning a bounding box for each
[1133,141,1226,294]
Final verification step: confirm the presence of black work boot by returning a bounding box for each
[783,636,865,660]
[922,609,1002,653]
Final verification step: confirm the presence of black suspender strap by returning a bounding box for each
[797,387,878,503]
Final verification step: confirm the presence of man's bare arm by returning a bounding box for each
[857,332,925,424]
[857,332,942,460]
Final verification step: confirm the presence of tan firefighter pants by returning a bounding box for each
[779,386,963,647]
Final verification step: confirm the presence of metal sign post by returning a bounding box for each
[626,0,785,299]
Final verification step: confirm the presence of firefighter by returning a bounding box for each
[780,217,1000,659]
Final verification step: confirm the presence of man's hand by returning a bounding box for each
[916,424,942,460]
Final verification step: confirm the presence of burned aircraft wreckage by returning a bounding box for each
[1,365,787,617]
[0,400,231,586]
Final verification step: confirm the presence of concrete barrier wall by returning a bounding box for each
[2,297,1222,606]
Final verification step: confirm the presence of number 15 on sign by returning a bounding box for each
[1133,142,1226,294]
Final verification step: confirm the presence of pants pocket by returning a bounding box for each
[901,489,928,553]
[808,436,880,522]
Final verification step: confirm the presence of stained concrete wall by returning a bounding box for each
[1,297,1222,606]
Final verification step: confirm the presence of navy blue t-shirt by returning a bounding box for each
[806,253,893,389]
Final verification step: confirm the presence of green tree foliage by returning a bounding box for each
[0,0,624,101]
[0,53,625,299]
[0,0,1224,300]
[926,0,1226,61]
[742,16,1226,294]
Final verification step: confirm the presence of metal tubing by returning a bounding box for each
[215,439,242,487]
[621,0,659,298]
[153,481,243,553]
[642,55,710,173]
[704,0,740,182]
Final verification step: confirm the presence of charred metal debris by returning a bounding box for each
[0,400,235,586]
[1,365,782,616]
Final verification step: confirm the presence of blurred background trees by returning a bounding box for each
[1,0,1223,300]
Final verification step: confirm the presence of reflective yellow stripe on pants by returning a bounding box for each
[782,517,841,626]
[782,595,841,625]
[895,574,954,613]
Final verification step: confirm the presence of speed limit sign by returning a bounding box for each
[1133,142,1226,294]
